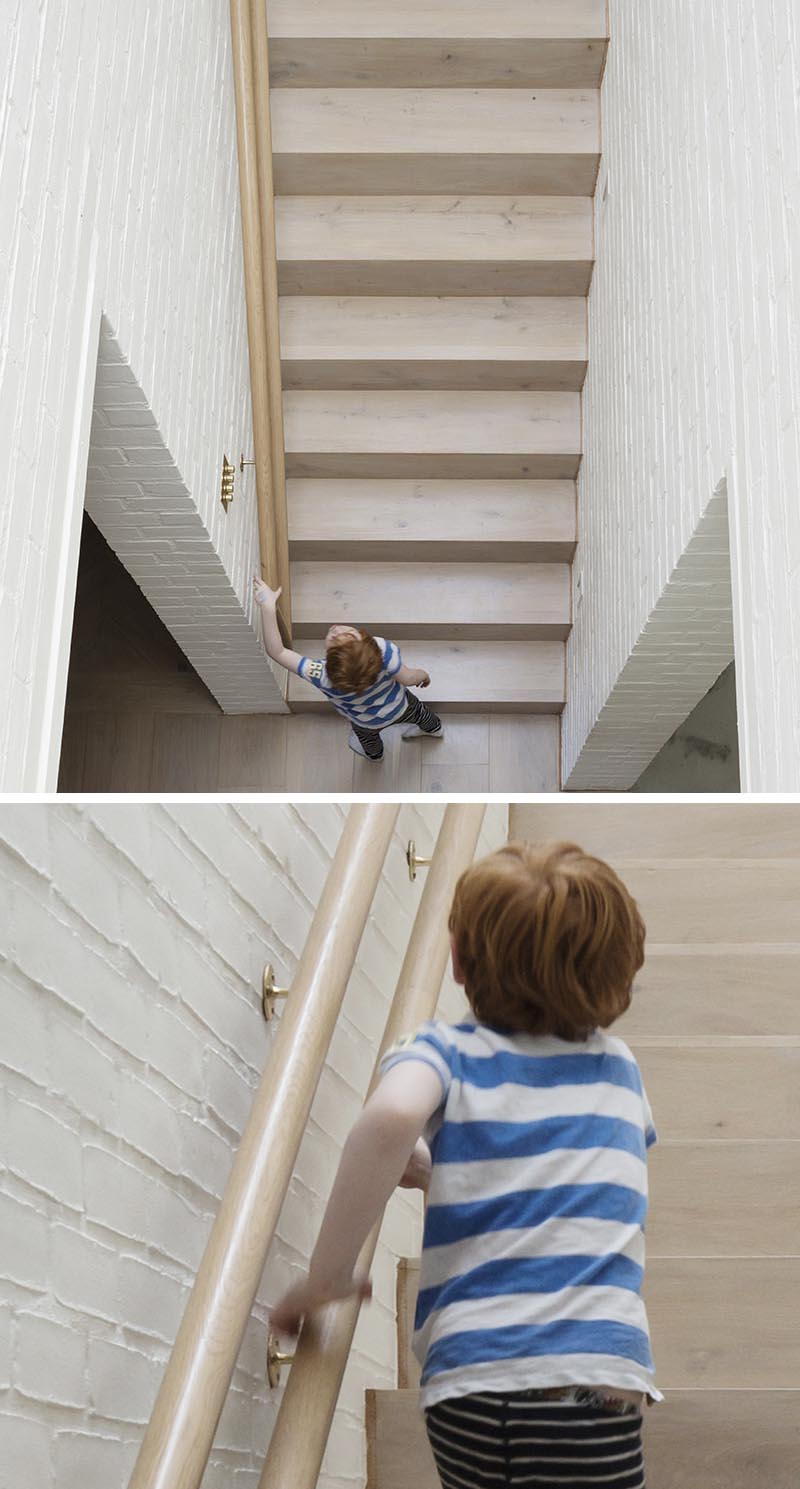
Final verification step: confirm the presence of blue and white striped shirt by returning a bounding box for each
[380,1018,662,1411]
[298,636,408,728]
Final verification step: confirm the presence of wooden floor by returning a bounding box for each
[59,516,560,793]
[60,709,559,793]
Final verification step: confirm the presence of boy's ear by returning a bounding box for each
[450,934,465,986]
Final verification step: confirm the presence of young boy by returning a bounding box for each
[253,577,443,761]
[271,841,662,1489]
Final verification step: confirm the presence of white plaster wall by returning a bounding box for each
[564,0,800,791]
[0,2,283,793]
[0,803,507,1489]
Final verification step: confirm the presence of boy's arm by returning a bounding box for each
[253,577,305,676]
[270,1061,443,1334]
[396,663,431,688]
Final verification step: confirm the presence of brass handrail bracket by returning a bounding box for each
[262,963,290,1021]
[267,1331,295,1389]
[406,840,433,882]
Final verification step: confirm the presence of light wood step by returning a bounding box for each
[275,196,595,298]
[279,296,588,391]
[287,480,576,562]
[396,1254,800,1391]
[289,561,571,640]
[283,392,581,478]
[609,860,800,945]
[271,89,601,195]
[510,803,800,859]
[270,1,608,89]
[288,638,565,712]
[365,1388,800,1489]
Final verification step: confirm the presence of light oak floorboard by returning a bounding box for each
[218,717,289,792]
[646,1141,800,1257]
[82,714,156,793]
[150,716,223,792]
[490,716,560,791]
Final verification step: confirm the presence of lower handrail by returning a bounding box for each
[128,803,400,1489]
[257,803,487,1489]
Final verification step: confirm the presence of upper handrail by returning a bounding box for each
[257,803,488,1489]
[128,804,400,1489]
[230,0,291,643]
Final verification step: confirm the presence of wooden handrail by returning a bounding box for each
[230,0,291,642]
[128,804,400,1489]
[257,803,487,1489]
[250,0,290,613]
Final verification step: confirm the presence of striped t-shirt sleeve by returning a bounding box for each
[643,1086,658,1148]
[379,1021,453,1100]
[379,637,403,677]
[297,657,325,688]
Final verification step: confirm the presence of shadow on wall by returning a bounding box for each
[631,666,740,793]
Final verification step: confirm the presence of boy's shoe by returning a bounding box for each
[348,730,384,761]
[401,724,444,741]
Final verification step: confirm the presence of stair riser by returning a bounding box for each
[293,619,569,640]
[289,539,576,562]
[281,361,588,392]
[274,154,600,196]
[278,262,595,297]
[286,454,581,478]
[289,696,564,715]
[288,637,566,712]
[270,39,607,90]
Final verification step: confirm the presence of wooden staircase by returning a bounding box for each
[268,1,607,718]
[365,804,800,1489]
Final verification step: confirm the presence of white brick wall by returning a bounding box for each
[0,3,283,793]
[0,803,507,1489]
[567,488,735,789]
[564,0,800,791]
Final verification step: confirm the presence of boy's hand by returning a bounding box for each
[414,670,431,688]
[270,1270,373,1337]
[253,576,282,608]
[398,1137,432,1192]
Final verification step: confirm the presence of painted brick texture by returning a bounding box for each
[0,804,506,1489]
[0,3,282,792]
[564,0,800,791]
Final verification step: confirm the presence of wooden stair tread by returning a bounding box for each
[275,196,594,297]
[365,1389,800,1489]
[284,391,581,478]
[288,637,565,711]
[269,1,609,41]
[271,89,601,194]
[270,2,607,88]
[290,560,571,639]
[279,296,587,390]
[287,479,576,561]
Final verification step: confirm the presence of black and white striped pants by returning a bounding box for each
[351,690,441,760]
[425,1388,646,1489]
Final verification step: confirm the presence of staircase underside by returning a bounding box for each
[271,1,607,721]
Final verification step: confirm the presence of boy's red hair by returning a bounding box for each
[448,842,645,1041]
[326,629,382,693]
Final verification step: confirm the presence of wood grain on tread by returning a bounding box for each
[268,2,609,42]
[271,89,601,194]
[279,296,588,390]
[289,560,571,639]
[287,479,576,562]
[509,803,800,859]
[289,638,566,712]
[283,391,582,479]
[275,196,594,298]
[609,860,800,944]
